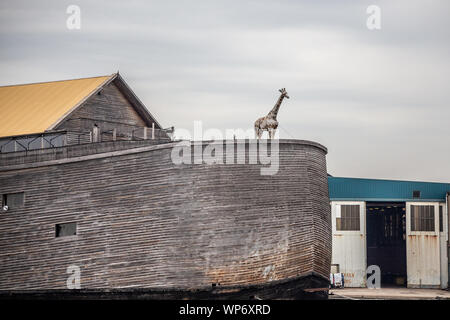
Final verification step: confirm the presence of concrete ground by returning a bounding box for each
[329,287,450,300]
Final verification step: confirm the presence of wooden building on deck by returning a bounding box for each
[0,73,171,151]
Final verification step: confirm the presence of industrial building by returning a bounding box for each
[329,177,450,289]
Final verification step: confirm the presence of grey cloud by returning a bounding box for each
[0,0,449,182]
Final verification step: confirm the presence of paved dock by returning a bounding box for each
[329,287,450,300]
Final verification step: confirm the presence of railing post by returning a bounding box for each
[152,123,155,140]
[92,126,99,142]
[113,128,117,141]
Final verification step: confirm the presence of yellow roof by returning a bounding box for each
[0,75,114,138]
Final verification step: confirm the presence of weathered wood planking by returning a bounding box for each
[0,139,330,291]
[55,80,168,145]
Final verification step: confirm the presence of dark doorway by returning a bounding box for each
[366,202,407,287]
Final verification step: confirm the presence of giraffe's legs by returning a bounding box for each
[255,127,263,139]
[268,128,274,139]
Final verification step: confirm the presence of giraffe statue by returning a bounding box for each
[254,88,289,139]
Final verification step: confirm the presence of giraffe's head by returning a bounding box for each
[279,88,289,99]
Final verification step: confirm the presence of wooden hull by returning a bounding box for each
[0,139,331,298]
[0,272,329,300]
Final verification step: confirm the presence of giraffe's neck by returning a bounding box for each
[267,95,285,119]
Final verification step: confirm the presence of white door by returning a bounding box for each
[441,203,449,288]
[406,202,441,288]
[331,201,366,287]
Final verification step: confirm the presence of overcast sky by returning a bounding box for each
[1,0,449,182]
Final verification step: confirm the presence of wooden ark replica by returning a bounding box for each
[0,73,331,299]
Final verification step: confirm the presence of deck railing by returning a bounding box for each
[0,127,174,153]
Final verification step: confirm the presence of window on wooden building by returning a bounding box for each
[411,205,435,232]
[55,222,77,237]
[439,205,443,232]
[336,205,360,231]
[2,192,24,209]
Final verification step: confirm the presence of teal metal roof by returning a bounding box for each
[328,177,450,202]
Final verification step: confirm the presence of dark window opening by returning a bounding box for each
[2,192,24,209]
[412,190,421,198]
[411,205,435,232]
[439,206,443,232]
[336,205,360,231]
[55,222,77,237]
